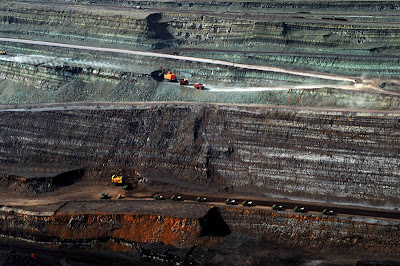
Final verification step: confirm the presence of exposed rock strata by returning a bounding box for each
[0,203,398,259]
[0,56,399,108]
[0,201,217,247]
[1,103,399,208]
[1,1,400,108]
[2,1,400,54]
[219,207,400,255]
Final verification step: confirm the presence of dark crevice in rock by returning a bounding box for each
[150,69,164,81]
[52,168,84,187]
[193,107,205,141]
[146,13,176,49]
[199,207,231,237]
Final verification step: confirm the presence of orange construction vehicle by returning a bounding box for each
[194,83,204,90]
[111,175,124,185]
[164,71,176,81]
[0,51,6,55]
[179,78,189,85]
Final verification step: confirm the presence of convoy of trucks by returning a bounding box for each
[105,174,336,216]
[163,70,205,90]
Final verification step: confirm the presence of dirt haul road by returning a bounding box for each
[1,189,399,221]
[0,37,354,82]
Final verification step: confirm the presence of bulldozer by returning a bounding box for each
[111,175,124,185]
[164,71,177,81]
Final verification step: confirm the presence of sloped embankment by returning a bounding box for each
[0,53,398,108]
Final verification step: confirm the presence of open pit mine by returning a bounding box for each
[0,0,399,265]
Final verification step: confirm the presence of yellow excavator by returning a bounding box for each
[111,175,124,185]
[164,70,177,81]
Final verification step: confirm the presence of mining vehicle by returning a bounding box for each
[179,78,189,85]
[322,209,334,215]
[242,200,254,207]
[154,195,164,200]
[293,206,306,213]
[355,78,362,83]
[225,199,236,205]
[197,196,207,203]
[164,71,177,81]
[194,83,204,90]
[117,194,125,199]
[101,193,111,199]
[171,195,183,201]
[111,175,124,185]
[0,51,6,55]
[272,204,283,210]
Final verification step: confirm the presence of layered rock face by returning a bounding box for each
[0,48,399,108]
[220,207,400,255]
[0,203,398,260]
[1,103,399,208]
[0,3,160,50]
[2,1,400,55]
[0,201,214,248]
[1,1,400,109]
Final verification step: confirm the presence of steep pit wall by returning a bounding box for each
[0,202,398,258]
[0,3,164,50]
[181,50,400,79]
[0,201,219,249]
[90,0,400,16]
[1,103,400,208]
[3,1,400,55]
[161,12,400,54]
[219,207,400,255]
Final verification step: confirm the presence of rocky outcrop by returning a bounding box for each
[1,103,400,208]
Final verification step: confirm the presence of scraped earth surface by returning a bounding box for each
[1,0,400,265]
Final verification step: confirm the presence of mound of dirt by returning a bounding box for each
[0,169,85,195]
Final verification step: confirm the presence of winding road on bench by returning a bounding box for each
[3,37,400,95]
[0,37,354,82]
[1,186,399,221]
